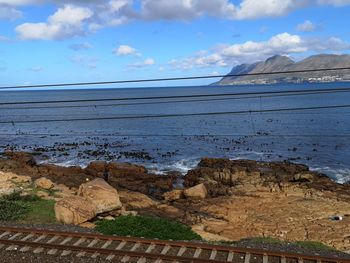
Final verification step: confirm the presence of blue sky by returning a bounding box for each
[0,0,350,87]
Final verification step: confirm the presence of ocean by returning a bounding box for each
[0,82,349,183]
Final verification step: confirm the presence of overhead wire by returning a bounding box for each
[1,89,350,110]
[1,66,350,90]
[1,87,350,106]
[0,133,349,137]
[1,104,350,124]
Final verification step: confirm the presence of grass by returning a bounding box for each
[96,215,202,241]
[0,192,56,223]
[249,237,282,244]
[295,241,336,251]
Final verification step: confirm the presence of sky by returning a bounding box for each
[1,0,350,87]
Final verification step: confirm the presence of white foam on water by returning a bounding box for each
[147,158,200,175]
[310,166,350,184]
[230,151,266,160]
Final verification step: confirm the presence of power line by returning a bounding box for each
[1,87,350,106]
[1,104,350,124]
[1,67,350,90]
[0,133,349,138]
[1,89,349,110]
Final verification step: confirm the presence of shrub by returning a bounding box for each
[0,199,30,221]
[96,215,202,241]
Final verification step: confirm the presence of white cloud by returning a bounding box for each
[297,20,316,32]
[234,0,305,20]
[317,0,350,6]
[0,5,22,20]
[129,58,155,68]
[0,35,10,42]
[0,0,37,5]
[168,32,350,70]
[15,4,93,40]
[69,42,93,51]
[9,0,350,41]
[114,45,139,56]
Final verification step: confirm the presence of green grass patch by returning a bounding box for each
[96,215,202,241]
[295,241,336,251]
[20,199,56,224]
[0,192,56,223]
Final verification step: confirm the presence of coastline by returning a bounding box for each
[1,151,350,252]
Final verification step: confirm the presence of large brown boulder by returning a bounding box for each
[184,183,208,200]
[106,162,174,198]
[35,177,55,189]
[78,178,122,214]
[163,189,184,202]
[55,196,97,224]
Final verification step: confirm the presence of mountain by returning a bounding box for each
[217,54,350,85]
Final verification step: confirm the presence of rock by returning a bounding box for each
[106,162,175,199]
[55,196,97,225]
[0,171,32,196]
[35,177,55,190]
[192,224,232,242]
[79,222,96,229]
[121,210,138,216]
[0,171,32,184]
[36,190,50,199]
[0,152,175,199]
[100,216,115,221]
[0,181,19,196]
[292,173,316,182]
[119,190,158,210]
[184,183,208,200]
[5,151,36,166]
[78,178,122,214]
[163,189,184,202]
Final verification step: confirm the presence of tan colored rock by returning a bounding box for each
[53,184,76,199]
[121,210,138,216]
[0,181,19,196]
[0,171,32,196]
[0,171,31,184]
[55,196,97,225]
[192,224,232,242]
[79,222,96,229]
[184,183,208,200]
[36,190,50,199]
[35,177,54,190]
[119,190,158,210]
[163,189,184,202]
[78,178,122,214]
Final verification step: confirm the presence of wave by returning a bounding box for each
[310,166,350,184]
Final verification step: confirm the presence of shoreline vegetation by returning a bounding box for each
[0,151,350,257]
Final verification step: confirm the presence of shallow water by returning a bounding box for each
[0,82,349,183]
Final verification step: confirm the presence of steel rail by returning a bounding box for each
[0,226,348,262]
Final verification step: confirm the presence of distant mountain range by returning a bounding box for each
[216,54,350,85]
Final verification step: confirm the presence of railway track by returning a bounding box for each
[0,226,348,263]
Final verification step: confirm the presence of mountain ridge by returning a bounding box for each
[217,54,350,85]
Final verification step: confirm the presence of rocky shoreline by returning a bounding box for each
[0,151,350,253]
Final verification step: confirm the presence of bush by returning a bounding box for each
[96,215,202,241]
[0,199,30,221]
[2,192,41,202]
